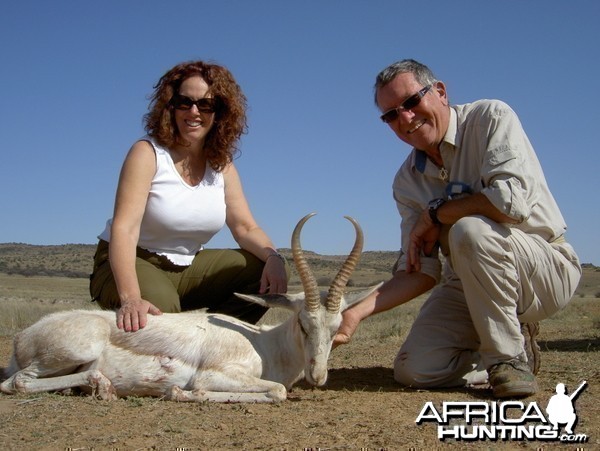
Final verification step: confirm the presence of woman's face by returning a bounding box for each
[172,75,216,147]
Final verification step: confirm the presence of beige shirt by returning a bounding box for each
[392,99,568,282]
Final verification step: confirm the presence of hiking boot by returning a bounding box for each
[521,322,541,375]
[488,359,538,398]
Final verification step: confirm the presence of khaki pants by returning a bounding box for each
[394,216,581,388]
[89,240,287,324]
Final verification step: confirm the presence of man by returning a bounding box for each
[333,59,581,398]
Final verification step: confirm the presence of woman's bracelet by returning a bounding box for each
[266,252,285,263]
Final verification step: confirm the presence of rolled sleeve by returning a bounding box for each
[482,178,529,222]
[478,103,535,223]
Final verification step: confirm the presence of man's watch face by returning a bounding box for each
[429,198,444,209]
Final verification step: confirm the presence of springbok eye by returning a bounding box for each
[298,322,309,337]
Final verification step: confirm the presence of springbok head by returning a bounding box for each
[237,213,379,387]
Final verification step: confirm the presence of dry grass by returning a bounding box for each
[0,273,99,335]
[0,267,598,449]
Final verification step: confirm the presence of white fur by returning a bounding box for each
[0,286,378,403]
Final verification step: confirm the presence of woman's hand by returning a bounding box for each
[259,255,288,294]
[117,299,162,332]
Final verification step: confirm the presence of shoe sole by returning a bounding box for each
[493,380,539,398]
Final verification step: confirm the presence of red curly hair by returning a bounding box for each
[144,60,248,172]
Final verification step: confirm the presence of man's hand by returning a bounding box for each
[332,308,362,349]
[407,209,441,273]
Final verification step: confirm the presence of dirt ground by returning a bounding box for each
[1,302,599,450]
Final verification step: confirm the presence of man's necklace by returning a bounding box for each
[427,153,449,182]
[439,166,449,182]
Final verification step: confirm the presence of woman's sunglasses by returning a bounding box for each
[380,84,433,123]
[170,94,217,113]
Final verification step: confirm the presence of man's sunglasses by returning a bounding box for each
[170,94,217,113]
[380,84,433,123]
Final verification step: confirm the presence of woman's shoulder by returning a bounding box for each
[221,161,239,175]
[127,137,167,161]
[220,162,239,182]
[133,136,166,153]
[126,137,155,154]
[121,138,158,174]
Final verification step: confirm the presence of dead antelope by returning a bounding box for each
[0,213,377,403]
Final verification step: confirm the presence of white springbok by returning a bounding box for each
[0,214,377,403]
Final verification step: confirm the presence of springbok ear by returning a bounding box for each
[341,282,383,310]
[234,292,305,312]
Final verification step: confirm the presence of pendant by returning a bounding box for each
[439,166,449,182]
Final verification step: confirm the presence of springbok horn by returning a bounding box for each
[325,216,363,313]
[291,213,320,312]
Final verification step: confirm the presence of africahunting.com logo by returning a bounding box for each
[415,380,589,443]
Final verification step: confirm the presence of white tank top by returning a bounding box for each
[99,138,227,265]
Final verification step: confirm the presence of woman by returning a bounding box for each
[90,60,288,332]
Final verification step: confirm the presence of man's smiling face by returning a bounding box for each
[376,72,450,156]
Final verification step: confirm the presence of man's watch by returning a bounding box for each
[428,198,446,225]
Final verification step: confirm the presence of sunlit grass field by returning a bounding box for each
[1,268,598,341]
[0,269,598,449]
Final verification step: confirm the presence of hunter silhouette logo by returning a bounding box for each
[415,380,590,443]
[546,380,587,435]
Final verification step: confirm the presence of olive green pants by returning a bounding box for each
[89,240,284,324]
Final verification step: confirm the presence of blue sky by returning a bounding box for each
[1,1,599,264]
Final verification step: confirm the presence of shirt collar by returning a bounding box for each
[412,107,458,173]
[441,106,458,147]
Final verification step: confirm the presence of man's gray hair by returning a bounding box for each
[374,59,438,106]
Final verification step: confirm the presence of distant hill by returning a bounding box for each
[0,243,399,286]
[1,243,597,290]
[0,243,95,278]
